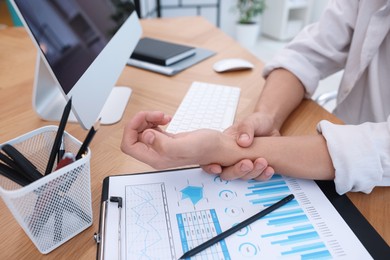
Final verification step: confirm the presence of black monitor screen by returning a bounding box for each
[14,0,135,94]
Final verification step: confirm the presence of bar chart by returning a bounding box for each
[245,175,337,259]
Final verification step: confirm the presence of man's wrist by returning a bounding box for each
[197,131,232,165]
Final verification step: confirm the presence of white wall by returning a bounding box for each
[139,0,238,37]
[139,0,328,40]
[218,0,237,37]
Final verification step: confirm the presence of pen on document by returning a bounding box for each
[76,118,101,160]
[179,194,295,259]
[45,98,72,175]
[1,144,42,181]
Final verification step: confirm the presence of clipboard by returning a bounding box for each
[94,167,389,259]
[127,48,216,76]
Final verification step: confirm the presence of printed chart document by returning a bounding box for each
[99,168,373,259]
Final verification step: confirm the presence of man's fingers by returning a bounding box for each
[253,166,275,181]
[240,158,268,180]
[126,111,171,132]
[201,164,222,174]
[219,159,254,180]
[122,111,171,148]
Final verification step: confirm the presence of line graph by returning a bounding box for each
[125,183,175,259]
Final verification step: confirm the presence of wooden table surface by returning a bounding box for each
[0,17,388,259]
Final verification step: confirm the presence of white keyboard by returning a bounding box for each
[166,81,240,133]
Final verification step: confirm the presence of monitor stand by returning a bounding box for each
[32,55,131,126]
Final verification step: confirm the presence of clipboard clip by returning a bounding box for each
[94,200,108,260]
[110,196,123,260]
[94,196,123,260]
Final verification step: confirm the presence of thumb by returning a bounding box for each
[141,129,171,154]
[236,124,255,148]
[142,130,156,145]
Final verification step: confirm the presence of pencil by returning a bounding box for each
[76,118,101,160]
[57,135,65,163]
[179,194,295,259]
[45,98,72,175]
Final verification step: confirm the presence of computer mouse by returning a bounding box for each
[213,58,254,73]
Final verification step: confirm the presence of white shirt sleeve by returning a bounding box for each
[316,116,390,194]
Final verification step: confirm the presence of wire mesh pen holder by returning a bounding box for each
[0,126,93,254]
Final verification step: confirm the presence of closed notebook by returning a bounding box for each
[130,37,196,66]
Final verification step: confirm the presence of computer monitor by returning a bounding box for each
[10,0,142,129]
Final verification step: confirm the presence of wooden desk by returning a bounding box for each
[0,17,388,259]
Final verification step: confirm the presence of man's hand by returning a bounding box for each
[121,111,173,166]
[201,112,280,181]
[121,111,226,169]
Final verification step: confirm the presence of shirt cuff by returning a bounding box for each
[317,120,388,194]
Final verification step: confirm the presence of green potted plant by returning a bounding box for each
[237,0,266,24]
[234,0,266,47]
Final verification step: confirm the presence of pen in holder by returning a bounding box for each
[0,126,93,254]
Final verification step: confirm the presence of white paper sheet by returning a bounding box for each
[103,168,372,260]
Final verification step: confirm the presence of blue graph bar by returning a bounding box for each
[267,214,308,226]
[272,231,320,246]
[264,200,299,208]
[248,174,283,183]
[262,224,314,238]
[302,250,332,259]
[247,180,286,189]
[249,195,287,204]
[262,208,304,219]
[281,242,326,255]
[246,176,290,207]
[246,186,290,196]
[211,209,222,234]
